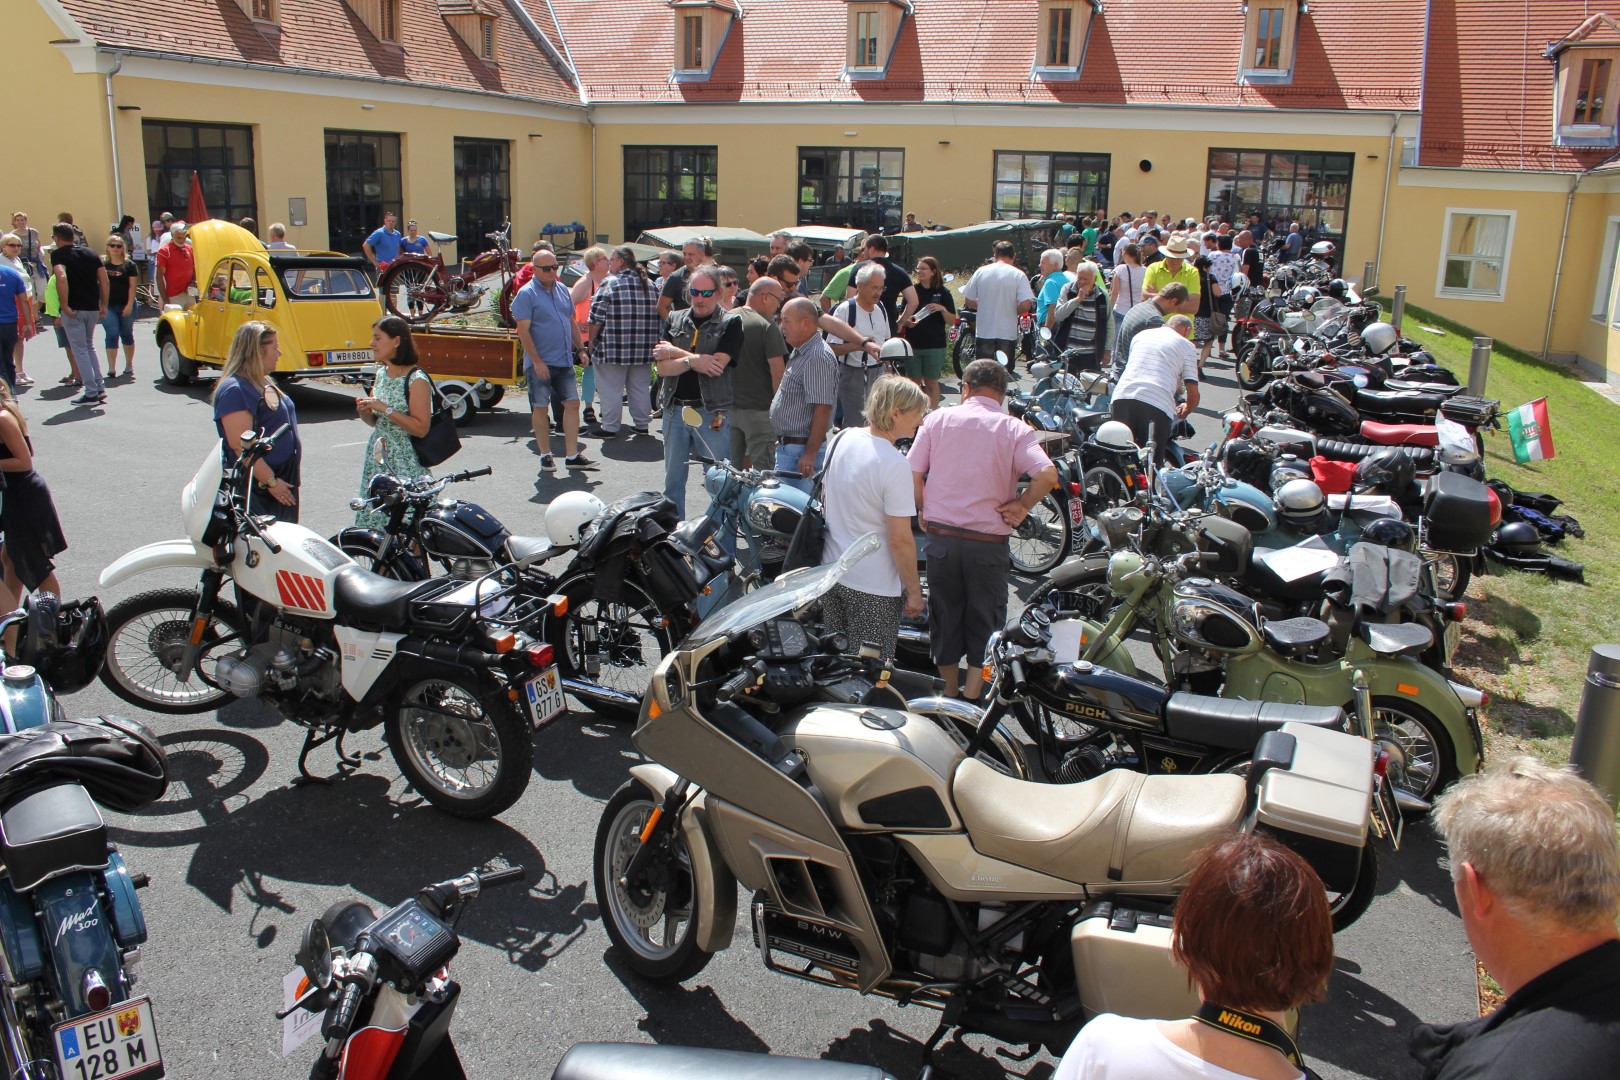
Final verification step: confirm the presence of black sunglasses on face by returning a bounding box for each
[537,265,559,272]
[690,288,718,297]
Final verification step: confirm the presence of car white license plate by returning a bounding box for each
[524,666,566,728]
[326,349,372,365]
[53,997,163,1080]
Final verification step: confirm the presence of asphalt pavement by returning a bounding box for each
[18,326,1476,1080]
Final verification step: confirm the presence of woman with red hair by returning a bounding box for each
[1055,832,1334,1080]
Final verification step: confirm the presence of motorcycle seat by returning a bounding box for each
[505,534,558,566]
[1357,620,1433,657]
[1359,421,1439,447]
[952,759,1244,888]
[1163,692,1345,751]
[1353,388,1447,416]
[331,565,451,629]
[1385,379,1464,396]
[0,782,108,892]
[427,231,458,244]
[1315,439,1437,469]
[553,1043,893,1080]
[1259,617,1333,658]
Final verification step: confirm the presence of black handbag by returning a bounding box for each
[406,367,462,468]
[781,432,844,573]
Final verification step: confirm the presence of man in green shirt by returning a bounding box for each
[1080,219,1100,257]
[1141,234,1200,317]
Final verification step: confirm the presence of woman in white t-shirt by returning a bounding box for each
[818,375,927,657]
[1054,832,1333,1080]
[1108,243,1145,339]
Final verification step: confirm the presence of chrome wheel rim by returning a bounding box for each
[398,678,503,801]
[1373,704,1442,801]
[1009,495,1067,573]
[564,590,666,700]
[602,796,695,962]
[107,605,241,709]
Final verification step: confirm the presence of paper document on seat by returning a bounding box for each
[1256,536,1341,582]
[1326,494,1400,517]
[1050,620,1087,664]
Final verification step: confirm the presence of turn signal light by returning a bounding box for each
[547,593,569,616]
[491,633,516,654]
[981,664,994,682]
[647,699,662,719]
[527,644,556,668]
[1444,602,1467,622]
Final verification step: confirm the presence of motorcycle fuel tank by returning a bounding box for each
[419,501,510,561]
[781,705,965,833]
[233,525,355,620]
[1026,662,1169,734]
[1168,578,1262,654]
[746,481,810,539]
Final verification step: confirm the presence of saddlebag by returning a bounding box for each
[1070,900,1201,1023]
[554,1043,893,1080]
[1251,723,1372,895]
[0,715,169,815]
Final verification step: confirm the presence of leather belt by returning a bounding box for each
[673,398,703,406]
[922,521,1008,545]
[779,435,809,445]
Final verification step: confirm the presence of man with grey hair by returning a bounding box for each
[826,261,890,427]
[768,230,791,258]
[266,223,296,251]
[729,277,788,467]
[1410,757,1620,1078]
[654,263,738,515]
[1110,315,1199,464]
[769,297,839,493]
[1033,248,1071,330]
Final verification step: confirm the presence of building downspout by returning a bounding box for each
[1372,111,1401,286]
[103,52,125,219]
[1541,170,1582,360]
[589,108,598,243]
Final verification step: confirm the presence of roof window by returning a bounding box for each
[845,1,911,80]
[669,1,739,79]
[1240,1,1303,85]
[1547,17,1620,148]
[1034,1,1096,80]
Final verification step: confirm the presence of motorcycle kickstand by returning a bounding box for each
[292,725,362,786]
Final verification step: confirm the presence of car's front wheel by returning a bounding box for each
[159,337,199,386]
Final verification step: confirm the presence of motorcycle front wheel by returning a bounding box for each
[1235,339,1272,391]
[378,261,448,324]
[1370,695,1458,803]
[1423,550,1472,604]
[101,588,248,714]
[1009,492,1070,576]
[950,322,976,379]
[548,576,675,722]
[595,780,714,983]
[387,673,532,819]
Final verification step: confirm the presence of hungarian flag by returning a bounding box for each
[1506,397,1555,463]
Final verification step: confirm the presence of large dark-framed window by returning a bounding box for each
[798,147,904,233]
[454,138,510,256]
[1205,149,1353,245]
[324,130,402,255]
[623,146,718,238]
[992,151,1110,220]
[143,120,258,226]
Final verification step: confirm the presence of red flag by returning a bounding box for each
[186,172,210,224]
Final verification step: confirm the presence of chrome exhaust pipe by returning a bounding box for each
[897,625,930,648]
[561,677,643,712]
[1394,789,1433,816]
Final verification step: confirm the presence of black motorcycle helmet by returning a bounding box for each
[1494,522,1542,556]
[1438,447,1485,480]
[1352,448,1417,496]
[15,595,108,695]
[1359,517,1416,550]
[1290,285,1323,308]
[1324,278,1350,301]
[366,473,407,505]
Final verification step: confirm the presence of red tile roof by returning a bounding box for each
[1420,0,1620,171]
[545,0,1424,109]
[55,0,581,107]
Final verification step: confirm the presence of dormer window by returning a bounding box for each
[844,1,910,79]
[1034,1,1094,79]
[670,1,737,78]
[1240,1,1301,84]
[235,0,278,28]
[378,0,400,43]
[1554,48,1620,145]
[439,0,500,63]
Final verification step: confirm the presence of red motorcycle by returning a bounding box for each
[377,220,520,327]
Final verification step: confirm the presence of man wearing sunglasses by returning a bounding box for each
[653,264,740,516]
[513,251,595,472]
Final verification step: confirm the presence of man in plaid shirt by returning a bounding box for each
[586,246,661,437]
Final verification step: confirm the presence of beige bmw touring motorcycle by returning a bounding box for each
[595,535,1377,1059]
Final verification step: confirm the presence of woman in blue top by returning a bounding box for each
[400,220,431,257]
[353,316,433,528]
[212,321,301,522]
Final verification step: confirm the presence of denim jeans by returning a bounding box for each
[663,404,729,518]
[59,310,105,396]
[774,441,825,495]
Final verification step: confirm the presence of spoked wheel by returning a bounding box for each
[1423,550,1471,603]
[950,322,976,379]
[1080,466,1130,546]
[1235,340,1272,391]
[595,780,713,982]
[548,577,675,722]
[1369,696,1458,804]
[1009,491,1070,576]
[378,261,448,324]
[1210,753,1377,932]
[386,672,531,819]
[101,589,247,713]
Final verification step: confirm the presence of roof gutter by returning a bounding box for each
[104,52,125,220]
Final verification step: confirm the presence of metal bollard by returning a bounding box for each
[1390,284,1406,334]
[1571,645,1620,810]
[1363,261,1375,291]
[1468,336,1492,397]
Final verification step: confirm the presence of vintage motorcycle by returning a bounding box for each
[377,221,521,327]
[595,535,1380,1062]
[0,605,170,1080]
[98,427,549,819]
[282,864,525,1079]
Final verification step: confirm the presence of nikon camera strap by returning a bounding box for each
[1193,1002,1302,1068]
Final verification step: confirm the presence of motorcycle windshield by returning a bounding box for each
[690,532,881,645]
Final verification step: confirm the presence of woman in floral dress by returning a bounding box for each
[354,315,433,529]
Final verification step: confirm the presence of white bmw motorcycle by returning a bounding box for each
[97,425,559,819]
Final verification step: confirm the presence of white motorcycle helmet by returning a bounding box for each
[1095,420,1138,452]
[545,491,606,546]
[1360,321,1399,356]
[879,337,914,363]
[1276,478,1327,524]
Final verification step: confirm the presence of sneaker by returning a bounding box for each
[631,425,650,436]
[539,454,555,471]
[565,453,599,471]
[583,406,598,424]
[70,392,98,405]
[97,392,109,403]
[585,424,618,439]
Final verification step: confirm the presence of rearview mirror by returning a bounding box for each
[1030,362,1054,379]
[943,274,956,283]
[681,405,705,428]
[1038,327,1053,342]
[995,350,1010,368]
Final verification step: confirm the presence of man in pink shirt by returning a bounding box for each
[910,359,1058,701]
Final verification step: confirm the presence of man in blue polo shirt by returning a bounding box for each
[363,211,402,272]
